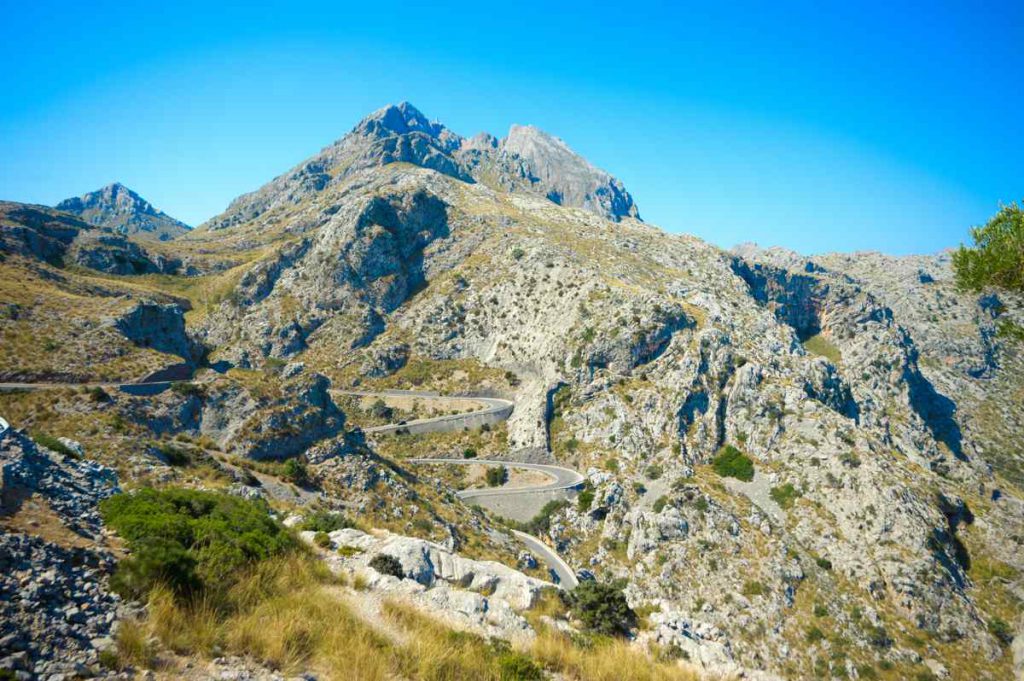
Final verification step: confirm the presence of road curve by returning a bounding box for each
[334,389,514,435]
[512,530,579,588]
[408,457,583,589]
[407,458,585,500]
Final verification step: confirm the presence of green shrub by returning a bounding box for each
[368,554,405,579]
[485,466,508,487]
[497,651,543,680]
[953,203,1024,292]
[577,488,595,511]
[462,447,477,459]
[99,487,295,600]
[170,382,205,398]
[313,531,331,548]
[769,483,800,509]
[652,495,669,513]
[806,626,825,643]
[511,248,525,261]
[157,443,191,467]
[563,580,636,637]
[815,556,833,571]
[988,617,1013,646]
[516,499,568,535]
[712,445,754,481]
[645,464,664,480]
[87,386,112,403]
[282,458,309,486]
[863,624,892,648]
[299,510,354,533]
[368,398,393,421]
[31,433,77,458]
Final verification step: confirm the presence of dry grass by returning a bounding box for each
[120,551,707,680]
[530,626,702,681]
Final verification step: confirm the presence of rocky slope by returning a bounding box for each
[1,103,1021,680]
[56,182,190,241]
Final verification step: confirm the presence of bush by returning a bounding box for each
[170,382,205,398]
[368,398,393,421]
[368,554,405,579]
[805,626,825,643]
[516,499,568,535]
[563,580,636,637]
[485,466,508,487]
[652,495,669,513]
[711,445,754,481]
[645,464,663,480]
[282,458,309,486]
[497,652,544,680]
[511,247,526,261]
[313,531,331,548]
[815,556,833,571]
[988,617,1013,646]
[769,483,800,509]
[99,487,296,600]
[953,203,1024,292]
[577,488,595,511]
[462,447,477,459]
[157,443,191,467]
[299,510,354,533]
[87,386,112,403]
[31,432,77,459]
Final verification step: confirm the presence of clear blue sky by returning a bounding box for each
[1,0,1021,254]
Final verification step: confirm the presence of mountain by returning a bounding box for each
[55,182,190,240]
[204,101,639,229]
[1,103,1022,680]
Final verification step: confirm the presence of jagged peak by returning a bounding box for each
[354,101,451,140]
[502,124,599,173]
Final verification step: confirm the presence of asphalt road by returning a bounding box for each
[335,390,514,435]
[409,457,583,589]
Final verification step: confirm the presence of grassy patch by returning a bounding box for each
[769,483,801,509]
[802,333,842,364]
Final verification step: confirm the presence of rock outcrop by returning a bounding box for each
[0,429,124,679]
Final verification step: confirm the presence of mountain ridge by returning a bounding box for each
[201,101,639,230]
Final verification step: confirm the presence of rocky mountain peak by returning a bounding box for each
[204,102,641,229]
[357,101,444,138]
[491,123,641,221]
[55,182,190,241]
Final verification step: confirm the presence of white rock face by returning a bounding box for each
[302,528,552,640]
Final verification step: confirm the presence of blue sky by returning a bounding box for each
[1,0,1021,254]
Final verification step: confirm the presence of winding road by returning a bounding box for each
[334,389,514,436]
[406,458,583,588]
[0,378,581,588]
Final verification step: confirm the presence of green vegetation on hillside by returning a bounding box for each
[953,202,1024,292]
[712,445,755,482]
[562,580,637,637]
[99,487,296,599]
